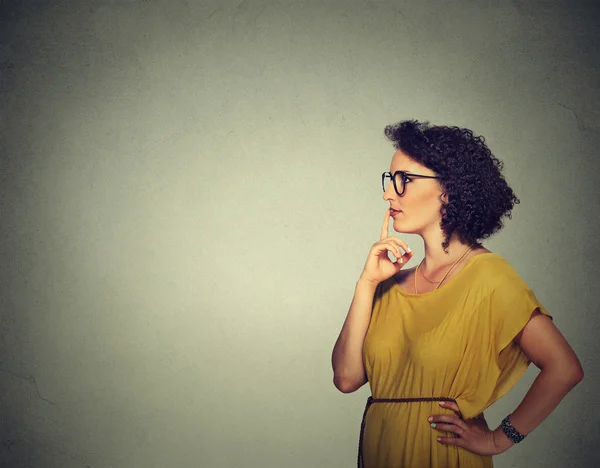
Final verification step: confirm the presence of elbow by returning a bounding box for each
[544,359,584,388]
[572,363,584,385]
[334,378,358,394]
[565,357,585,386]
[565,367,584,392]
[333,374,365,394]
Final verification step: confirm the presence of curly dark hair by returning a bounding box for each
[384,120,519,251]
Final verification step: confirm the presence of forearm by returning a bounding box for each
[332,279,378,392]
[493,364,583,453]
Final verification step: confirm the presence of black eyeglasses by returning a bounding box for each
[382,171,441,197]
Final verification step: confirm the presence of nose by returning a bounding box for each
[383,179,397,202]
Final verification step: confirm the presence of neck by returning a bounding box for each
[421,232,475,272]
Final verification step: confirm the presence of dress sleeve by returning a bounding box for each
[455,278,553,419]
[484,279,552,412]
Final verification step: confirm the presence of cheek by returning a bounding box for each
[405,193,444,221]
[409,189,442,209]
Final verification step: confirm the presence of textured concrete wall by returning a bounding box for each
[1,1,599,467]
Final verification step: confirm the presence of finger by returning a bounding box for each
[381,236,411,253]
[429,414,462,425]
[398,250,414,264]
[380,209,391,241]
[436,436,462,446]
[384,245,404,264]
[430,415,469,433]
[379,241,404,261]
[372,242,403,264]
[439,401,463,417]
[430,423,464,436]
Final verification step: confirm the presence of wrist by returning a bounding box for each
[357,276,380,290]
[492,425,516,454]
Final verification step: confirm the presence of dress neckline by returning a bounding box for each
[392,252,499,297]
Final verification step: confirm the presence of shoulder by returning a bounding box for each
[466,252,539,308]
[467,250,524,285]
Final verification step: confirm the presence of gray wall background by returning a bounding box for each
[1,1,599,467]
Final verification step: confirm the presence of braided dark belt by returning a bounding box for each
[357,396,456,468]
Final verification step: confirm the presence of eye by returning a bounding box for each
[402,174,413,184]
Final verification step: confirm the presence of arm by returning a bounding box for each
[331,279,378,393]
[492,309,584,452]
[331,209,413,394]
[430,309,584,455]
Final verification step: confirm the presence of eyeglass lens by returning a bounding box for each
[383,172,405,195]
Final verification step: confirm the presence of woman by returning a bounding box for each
[331,120,584,467]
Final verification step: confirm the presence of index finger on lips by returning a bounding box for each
[380,209,391,241]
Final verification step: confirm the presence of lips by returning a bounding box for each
[390,208,402,216]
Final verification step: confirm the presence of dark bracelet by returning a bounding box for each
[501,415,526,443]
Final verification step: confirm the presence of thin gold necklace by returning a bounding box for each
[419,268,443,284]
[414,244,474,294]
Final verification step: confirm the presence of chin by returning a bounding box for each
[392,218,422,235]
[392,220,415,234]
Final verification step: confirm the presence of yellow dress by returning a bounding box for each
[361,253,552,467]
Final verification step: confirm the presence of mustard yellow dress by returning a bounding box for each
[361,253,552,467]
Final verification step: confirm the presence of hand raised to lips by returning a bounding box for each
[358,209,413,285]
